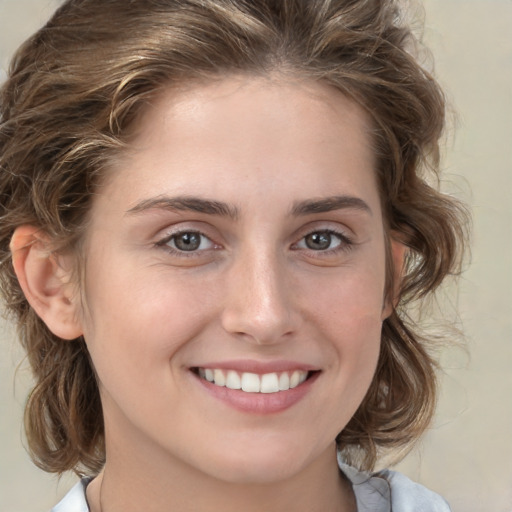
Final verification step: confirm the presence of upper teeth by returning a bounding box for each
[198,368,308,393]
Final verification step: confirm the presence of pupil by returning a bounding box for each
[175,232,200,251]
[306,232,331,250]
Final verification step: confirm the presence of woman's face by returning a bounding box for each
[77,76,394,483]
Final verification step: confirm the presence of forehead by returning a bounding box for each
[133,75,373,157]
[100,76,379,216]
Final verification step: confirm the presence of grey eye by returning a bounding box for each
[303,231,340,251]
[170,232,203,251]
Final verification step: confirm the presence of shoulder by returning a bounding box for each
[50,478,91,512]
[338,459,451,512]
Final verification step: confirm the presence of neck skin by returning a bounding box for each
[86,436,356,512]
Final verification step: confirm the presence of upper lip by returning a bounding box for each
[190,359,319,374]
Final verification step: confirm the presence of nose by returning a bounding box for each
[220,248,299,345]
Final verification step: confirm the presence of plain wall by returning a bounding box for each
[1,1,511,511]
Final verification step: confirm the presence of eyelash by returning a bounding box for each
[155,230,218,258]
[155,228,354,258]
[292,229,354,256]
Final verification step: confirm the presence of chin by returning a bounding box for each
[209,459,303,485]
[194,435,321,485]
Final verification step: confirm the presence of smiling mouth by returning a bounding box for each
[193,368,314,394]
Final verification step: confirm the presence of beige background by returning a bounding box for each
[1,0,511,511]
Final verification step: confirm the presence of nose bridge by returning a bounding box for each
[221,243,296,344]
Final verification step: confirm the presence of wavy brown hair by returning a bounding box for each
[0,0,467,475]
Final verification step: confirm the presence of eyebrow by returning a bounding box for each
[126,194,371,219]
[126,195,240,219]
[291,195,372,216]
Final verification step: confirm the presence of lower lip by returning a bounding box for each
[193,372,319,414]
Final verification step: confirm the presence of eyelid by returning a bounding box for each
[294,230,342,249]
[154,225,223,257]
[162,231,214,250]
[291,225,356,255]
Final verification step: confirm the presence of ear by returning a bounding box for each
[10,225,83,340]
[382,237,407,319]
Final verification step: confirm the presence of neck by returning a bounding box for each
[87,443,355,512]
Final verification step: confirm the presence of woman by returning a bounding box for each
[0,0,467,510]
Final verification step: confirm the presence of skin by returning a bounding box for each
[12,76,403,512]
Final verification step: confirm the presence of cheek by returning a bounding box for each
[79,259,216,384]
[303,268,385,377]
[304,280,383,438]
[306,265,386,331]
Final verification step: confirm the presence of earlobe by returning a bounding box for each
[10,225,83,340]
[382,238,407,319]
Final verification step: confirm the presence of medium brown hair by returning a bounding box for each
[0,0,467,474]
